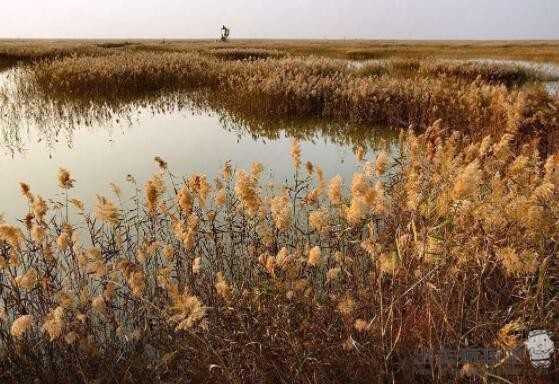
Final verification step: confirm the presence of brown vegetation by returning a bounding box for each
[1,40,559,383]
[19,51,559,153]
[2,39,559,63]
[0,126,558,382]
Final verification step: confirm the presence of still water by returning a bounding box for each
[0,68,395,222]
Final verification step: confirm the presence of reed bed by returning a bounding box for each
[354,59,421,78]
[20,52,559,153]
[2,44,559,382]
[355,59,556,86]
[0,41,108,65]
[418,60,557,87]
[25,52,221,96]
[3,40,559,63]
[0,125,558,382]
[208,48,287,61]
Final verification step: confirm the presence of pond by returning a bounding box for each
[0,68,396,222]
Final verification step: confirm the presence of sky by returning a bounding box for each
[1,0,558,40]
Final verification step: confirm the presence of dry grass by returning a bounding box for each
[0,126,558,382]
[418,60,557,86]
[0,40,108,63]
[18,51,559,154]
[208,48,287,61]
[2,39,559,63]
[2,39,559,383]
[26,52,221,95]
[354,59,558,86]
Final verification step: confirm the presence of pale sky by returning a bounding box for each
[1,0,558,40]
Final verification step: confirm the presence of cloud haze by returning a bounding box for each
[1,0,558,39]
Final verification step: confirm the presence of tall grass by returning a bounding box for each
[27,52,221,95]
[1,125,558,382]
[2,44,559,382]
[419,60,557,86]
[3,40,559,63]
[20,52,559,153]
[208,48,287,61]
[355,59,557,86]
[0,41,108,64]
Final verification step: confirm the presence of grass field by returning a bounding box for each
[1,40,559,383]
[9,41,558,153]
[1,39,559,63]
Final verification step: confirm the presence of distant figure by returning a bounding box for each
[220,25,230,42]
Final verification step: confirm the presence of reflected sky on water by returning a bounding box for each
[0,68,397,222]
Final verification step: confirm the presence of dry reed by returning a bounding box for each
[0,126,558,382]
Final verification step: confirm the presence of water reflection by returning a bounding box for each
[1,69,393,156]
[0,67,397,222]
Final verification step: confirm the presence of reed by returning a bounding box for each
[419,60,557,86]
[2,41,559,382]
[2,39,559,63]
[0,125,558,382]
[208,48,287,61]
[19,52,559,153]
